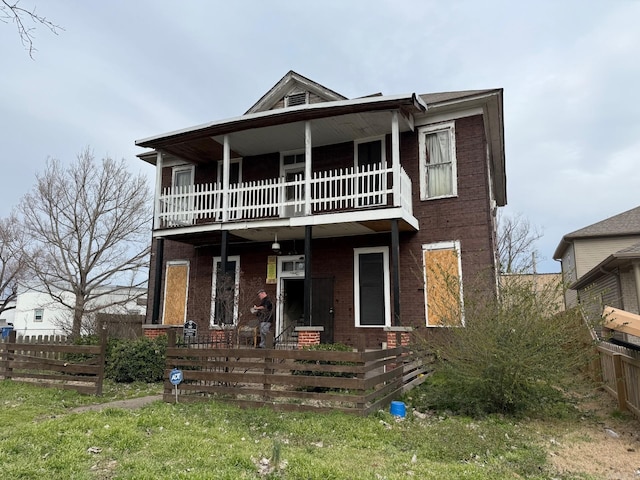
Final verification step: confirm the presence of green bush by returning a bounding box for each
[293,342,355,392]
[105,335,167,383]
[411,276,594,416]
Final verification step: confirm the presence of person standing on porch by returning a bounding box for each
[254,289,273,348]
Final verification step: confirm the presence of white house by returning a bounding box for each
[12,285,147,337]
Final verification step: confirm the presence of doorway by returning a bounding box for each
[281,278,304,336]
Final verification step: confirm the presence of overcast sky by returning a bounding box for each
[1,0,639,273]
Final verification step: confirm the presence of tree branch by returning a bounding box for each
[1,0,62,59]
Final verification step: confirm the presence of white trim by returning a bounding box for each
[210,255,241,327]
[422,241,464,327]
[280,149,306,218]
[216,158,243,184]
[418,121,457,201]
[276,255,306,337]
[354,246,391,327]
[171,165,194,187]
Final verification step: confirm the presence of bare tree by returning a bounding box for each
[0,213,27,316]
[1,0,62,58]
[497,211,542,274]
[19,148,151,337]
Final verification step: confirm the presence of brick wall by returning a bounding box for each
[146,114,497,350]
[297,330,321,348]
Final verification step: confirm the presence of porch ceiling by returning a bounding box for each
[137,94,425,165]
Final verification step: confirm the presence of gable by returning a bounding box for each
[245,70,347,114]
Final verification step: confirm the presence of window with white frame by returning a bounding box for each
[354,247,390,327]
[210,256,240,326]
[172,165,194,190]
[34,308,44,322]
[170,165,195,225]
[419,122,457,200]
[281,150,306,217]
[422,241,464,326]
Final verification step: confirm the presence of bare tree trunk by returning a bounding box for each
[73,293,85,338]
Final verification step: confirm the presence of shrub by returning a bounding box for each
[105,335,167,383]
[412,275,595,416]
[293,343,355,392]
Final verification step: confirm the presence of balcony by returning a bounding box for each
[156,162,414,232]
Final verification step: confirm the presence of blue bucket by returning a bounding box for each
[390,401,406,417]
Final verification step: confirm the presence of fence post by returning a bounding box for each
[96,321,107,396]
[613,354,628,411]
[356,334,367,413]
[263,333,274,401]
[4,330,16,380]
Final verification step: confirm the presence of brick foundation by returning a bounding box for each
[385,331,411,349]
[296,326,324,349]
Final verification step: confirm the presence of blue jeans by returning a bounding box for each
[259,321,271,347]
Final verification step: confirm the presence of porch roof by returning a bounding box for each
[153,207,419,245]
[136,93,427,164]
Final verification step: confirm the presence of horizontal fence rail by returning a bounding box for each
[597,341,640,419]
[164,330,428,415]
[158,163,410,227]
[0,330,106,395]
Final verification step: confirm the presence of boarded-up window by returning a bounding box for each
[163,262,189,325]
[423,241,463,326]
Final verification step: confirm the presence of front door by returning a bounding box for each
[312,276,334,344]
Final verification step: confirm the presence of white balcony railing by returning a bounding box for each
[158,163,412,227]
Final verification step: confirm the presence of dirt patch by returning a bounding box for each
[69,395,163,413]
[547,389,640,479]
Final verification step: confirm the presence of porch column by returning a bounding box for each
[221,135,231,222]
[391,111,401,207]
[151,237,164,324]
[154,151,163,229]
[633,261,640,313]
[304,121,312,215]
[391,219,401,326]
[304,225,312,325]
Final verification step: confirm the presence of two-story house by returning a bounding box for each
[554,206,640,325]
[136,71,506,348]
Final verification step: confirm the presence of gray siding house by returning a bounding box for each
[553,206,640,330]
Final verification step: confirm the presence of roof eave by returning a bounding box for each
[136,93,427,150]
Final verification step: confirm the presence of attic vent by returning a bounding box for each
[285,92,307,107]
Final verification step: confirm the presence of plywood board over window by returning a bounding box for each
[163,261,189,325]
[423,241,463,326]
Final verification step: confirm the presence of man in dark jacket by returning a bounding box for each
[253,289,273,348]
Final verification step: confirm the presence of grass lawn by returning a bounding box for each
[0,379,633,479]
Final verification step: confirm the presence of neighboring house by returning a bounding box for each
[553,206,640,326]
[0,298,16,326]
[12,285,147,337]
[135,70,506,348]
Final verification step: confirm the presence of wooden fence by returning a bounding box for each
[597,341,640,419]
[0,329,107,395]
[163,330,429,415]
